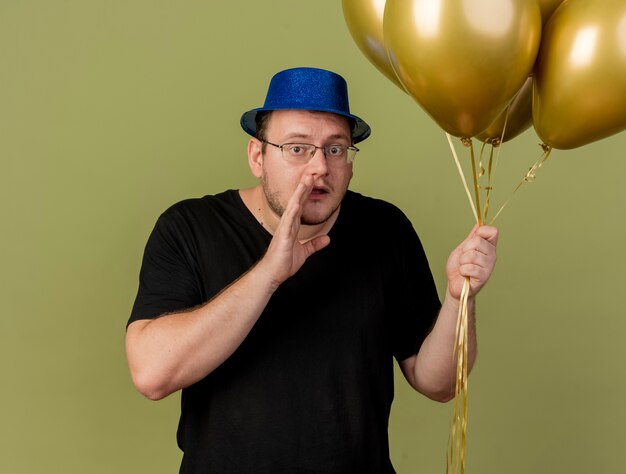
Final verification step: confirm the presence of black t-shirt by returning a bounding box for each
[129,190,441,473]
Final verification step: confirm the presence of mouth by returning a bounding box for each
[311,187,329,196]
[309,186,331,200]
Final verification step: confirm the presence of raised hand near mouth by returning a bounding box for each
[256,175,332,289]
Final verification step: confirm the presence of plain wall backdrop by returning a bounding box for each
[1,1,624,473]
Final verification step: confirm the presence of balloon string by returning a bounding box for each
[446,133,478,223]
[489,144,552,225]
[483,99,512,221]
[466,139,483,226]
[481,143,495,223]
[444,100,535,473]
[478,142,486,180]
[446,132,482,474]
[494,92,514,172]
[447,276,470,474]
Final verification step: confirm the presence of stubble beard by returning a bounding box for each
[262,173,343,226]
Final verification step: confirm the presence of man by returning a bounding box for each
[126,67,498,473]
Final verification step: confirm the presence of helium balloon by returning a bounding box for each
[385,0,542,138]
[477,76,533,144]
[533,0,626,149]
[342,0,405,90]
[537,0,565,25]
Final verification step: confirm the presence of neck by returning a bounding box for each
[298,207,340,242]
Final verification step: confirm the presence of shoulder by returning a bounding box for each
[342,190,412,227]
[150,189,265,248]
[142,191,243,245]
[339,191,426,254]
[156,190,241,227]
[161,190,236,216]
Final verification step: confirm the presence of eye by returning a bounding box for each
[327,145,345,157]
[287,144,306,156]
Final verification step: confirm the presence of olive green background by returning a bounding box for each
[2,1,624,473]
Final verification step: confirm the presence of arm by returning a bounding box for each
[126,176,328,400]
[399,225,498,402]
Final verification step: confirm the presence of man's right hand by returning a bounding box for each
[257,175,331,289]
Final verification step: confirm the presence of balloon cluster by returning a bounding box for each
[343,0,626,150]
[344,3,626,473]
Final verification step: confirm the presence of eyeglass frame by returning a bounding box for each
[260,140,359,165]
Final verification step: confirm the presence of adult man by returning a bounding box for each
[126,67,498,473]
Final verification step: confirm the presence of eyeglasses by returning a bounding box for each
[262,140,359,165]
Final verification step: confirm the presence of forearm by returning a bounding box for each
[402,225,496,402]
[126,259,279,400]
[411,288,477,402]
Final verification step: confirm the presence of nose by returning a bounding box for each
[306,146,329,175]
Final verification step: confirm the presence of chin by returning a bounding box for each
[301,217,329,226]
[300,205,338,226]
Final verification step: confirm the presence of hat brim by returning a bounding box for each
[240,106,371,144]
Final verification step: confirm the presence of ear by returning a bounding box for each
[247,138,264,179]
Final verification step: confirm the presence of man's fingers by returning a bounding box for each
[447,225,499,298]
[290,175,313,209]
[459,249,489,268]
[458,263,484,279]
[275,176,314,239]
[461,226,498,255]
[283,177,313,221]
[303,235,331,258]
[475,225,499,245]
[297,175,314,206]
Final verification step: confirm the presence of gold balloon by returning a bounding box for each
[477,76,533,144]
[537,0,565,25]
[342,0,404,90]
[533,0,626,149]
[384,0,542,138]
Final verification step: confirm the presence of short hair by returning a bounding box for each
[255,111,272,154]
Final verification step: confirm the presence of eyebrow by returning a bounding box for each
[282,133,350,142]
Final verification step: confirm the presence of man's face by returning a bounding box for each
[256,109,354,226]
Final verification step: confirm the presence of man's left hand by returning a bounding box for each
[446,225,499,300]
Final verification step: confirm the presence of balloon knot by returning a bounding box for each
[539,143,551,153]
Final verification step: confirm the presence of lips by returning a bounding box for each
[311,187,328,195]
[308,186,330,201]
